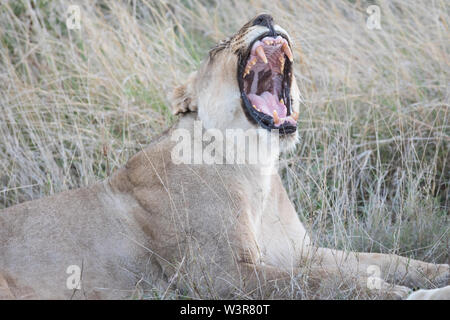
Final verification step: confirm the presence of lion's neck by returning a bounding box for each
[173,114,280,169]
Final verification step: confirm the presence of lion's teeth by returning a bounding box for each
[292,111,299,121]
[273,110,280,124]
[243,61,254,77]
[255,46,268,64]
[252,104,261,112]
[280,98,284,105]
[243,57,257,77]
[282,43,293,62]
[279,56,285,73]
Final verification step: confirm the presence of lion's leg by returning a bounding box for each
[237,262,410,299]
[309,247,449,288]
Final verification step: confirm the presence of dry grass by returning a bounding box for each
[0,0,448,299]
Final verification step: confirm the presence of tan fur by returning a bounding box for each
[407,286,450,300]
[0,15,448,300]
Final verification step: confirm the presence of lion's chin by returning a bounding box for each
[238,32,298,136]
[280,131,299,153]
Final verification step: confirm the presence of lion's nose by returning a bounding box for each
[252,14,276,35]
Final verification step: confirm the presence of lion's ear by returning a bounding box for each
[170,72,198,115]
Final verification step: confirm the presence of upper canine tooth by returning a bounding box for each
[255,46,268,64]
[282,43,293,62]
[273,110,280,124]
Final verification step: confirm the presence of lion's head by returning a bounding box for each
[171,14,301,150]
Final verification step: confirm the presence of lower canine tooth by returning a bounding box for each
[273,110,280,124]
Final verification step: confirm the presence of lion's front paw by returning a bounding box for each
[418,263,449,286]
[406,262,449,288]
[373,278,412,300]
[393,285,413,300]
[383,284,412,300]
[432,264,450,286]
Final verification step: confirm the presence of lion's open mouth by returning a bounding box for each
[238,33,297,134]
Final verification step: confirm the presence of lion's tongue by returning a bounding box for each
[248,92,287,118]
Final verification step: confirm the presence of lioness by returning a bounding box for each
[0,14,448,300]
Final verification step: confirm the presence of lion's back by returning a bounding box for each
[0,183,151,299]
